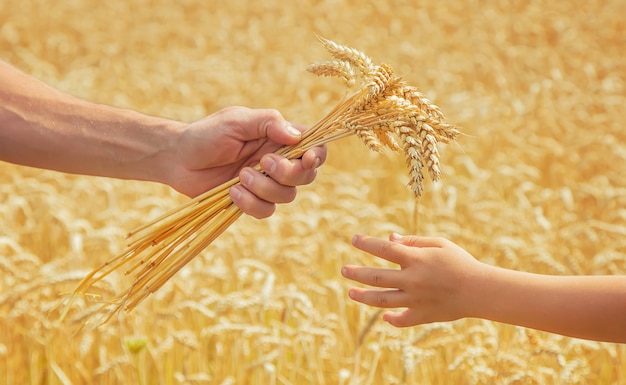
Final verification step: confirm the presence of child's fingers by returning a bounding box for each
[382,309,423,328]
[347,287,409,308]
[341,265,403,288]
[351,234,410,266]
[389,233,447,248]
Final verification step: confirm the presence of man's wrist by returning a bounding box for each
[130,116,186,186]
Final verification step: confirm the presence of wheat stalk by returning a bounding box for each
[61,36,459,326]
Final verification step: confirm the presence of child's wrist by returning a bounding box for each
[456,262,497,319]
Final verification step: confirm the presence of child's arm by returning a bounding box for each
[342,233,626,343]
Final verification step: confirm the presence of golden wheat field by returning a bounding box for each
[2,0,626,384]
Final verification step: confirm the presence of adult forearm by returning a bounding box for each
[0,61,184,182]
[471,265,626,343]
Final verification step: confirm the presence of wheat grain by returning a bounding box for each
[307,60,356,88]
[315,36,375,77]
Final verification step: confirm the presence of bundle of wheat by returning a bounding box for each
[62,36,459,326]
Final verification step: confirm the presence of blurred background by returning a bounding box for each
[1,0,625,384]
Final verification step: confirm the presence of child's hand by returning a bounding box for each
[341,233,486,327]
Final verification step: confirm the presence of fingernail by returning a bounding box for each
[352,235,358,245]
[261,157,277,173]
[348,289,356,299]
[391,232,403,241]
[241,170,254,186]
[230,187,242,201]
[314,156,322,168]
[285,122,301,138]
[341,267,347,276]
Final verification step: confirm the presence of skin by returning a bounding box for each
[342,233,626,343]
[0,60,326,218]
